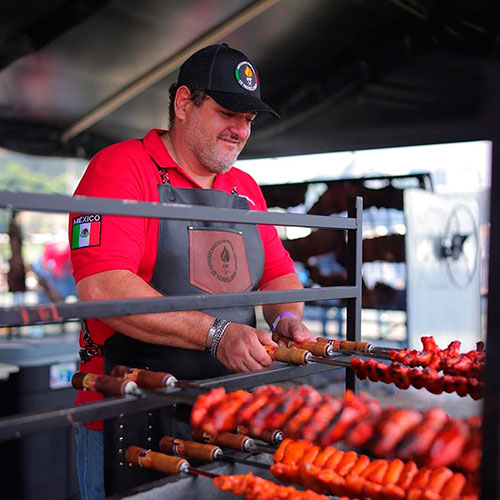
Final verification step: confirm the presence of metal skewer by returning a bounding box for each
[191,428,278,455]
[126,445,220,478]
[264,345,352,368]
[316,337,393,359]
[126,445,270,479]
[159,435,272,470]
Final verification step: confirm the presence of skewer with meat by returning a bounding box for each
[389,337,485,378]
[191,385,481,472]
[214,472,331,499]
[262,385,320,432]
[318,391,373,446]
[201,389,252,435]
[455,416,482,473]
[396,407,449,460]
[190,386,227,429]
[282,390,323,438]
[235,385,284,429]
[301,394,343,442]
[350,358,484,400]
[370,408,423,457]
[426,420,470,469]
[343,402,384,449]
[270,439,479,499]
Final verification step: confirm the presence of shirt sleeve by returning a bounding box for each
[69,144,154,284]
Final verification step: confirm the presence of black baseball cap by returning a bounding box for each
[177,43,279,118]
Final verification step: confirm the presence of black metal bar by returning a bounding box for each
[0,286,358,327]
[0,390,192,442]
[0,191,356,230]
[345,196,363,393]
[260,172,434,192]
[482,137,500,500]
[0,362,342,442]
[191,361,344,392]
[219,455,270,470]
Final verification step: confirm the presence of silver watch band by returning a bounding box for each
[204,318,231,357]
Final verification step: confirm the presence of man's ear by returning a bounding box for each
[174,86,193,121]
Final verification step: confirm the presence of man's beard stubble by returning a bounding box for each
[184,114,244,174]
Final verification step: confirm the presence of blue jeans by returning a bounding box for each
[74,424,105,500]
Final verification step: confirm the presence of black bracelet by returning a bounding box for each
[204,318,231,357]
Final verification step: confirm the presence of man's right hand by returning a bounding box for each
[216,323,278,373]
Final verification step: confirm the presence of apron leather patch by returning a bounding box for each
[189,227,252,294]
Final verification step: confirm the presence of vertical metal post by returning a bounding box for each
[481,139,500,500]
[346,196,363,392]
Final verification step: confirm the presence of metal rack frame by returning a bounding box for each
[0,190,363,440]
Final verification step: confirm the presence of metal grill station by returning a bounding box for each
[1,1,499,499]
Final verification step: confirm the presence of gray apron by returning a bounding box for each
[103,175,265,494]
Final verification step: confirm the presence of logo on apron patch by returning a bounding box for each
[207,240,238,282]
[189,228,252,294]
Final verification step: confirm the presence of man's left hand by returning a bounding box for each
[273,316,316,345]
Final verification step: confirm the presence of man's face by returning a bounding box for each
[183,96,256,174]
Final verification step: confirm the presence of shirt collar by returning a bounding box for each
[142,129,176,168]
[142,128,235,188]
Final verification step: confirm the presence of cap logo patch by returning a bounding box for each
[235,61,258,91]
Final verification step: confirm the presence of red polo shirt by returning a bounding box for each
[70,129,295,427]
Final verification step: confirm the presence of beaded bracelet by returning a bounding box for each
[269,312,297,332]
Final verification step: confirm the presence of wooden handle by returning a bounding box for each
[316,338,371,353]
[191,429,251,451]
[125,446,187,475]
[111,365,177,389]
[274,335,332,357]
[159,436,220,462]
[71,372,136,395]
[237,425,283,445]
[265,345,310,365]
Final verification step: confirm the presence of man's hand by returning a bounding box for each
[272,316,316,345]
[216,323,277,373]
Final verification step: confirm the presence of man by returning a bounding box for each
[70,43,315,499]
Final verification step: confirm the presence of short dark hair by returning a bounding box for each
[168,83,208,126]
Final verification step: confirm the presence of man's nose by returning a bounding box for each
[228,115,251,140]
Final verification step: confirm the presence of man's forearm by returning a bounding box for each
[77,269,213,350]
[260,273,305,327]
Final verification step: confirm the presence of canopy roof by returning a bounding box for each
[1,0,498,159]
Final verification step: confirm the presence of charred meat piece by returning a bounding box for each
[425,419,469,469]
[190,387,227,428]
[370,408,423,457]
[396,407,448,460]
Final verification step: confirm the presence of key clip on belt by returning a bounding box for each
[79,320,104,362]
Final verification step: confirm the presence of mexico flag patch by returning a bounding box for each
[71,214,102,250]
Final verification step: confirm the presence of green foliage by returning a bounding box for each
[0,160,69,193]
[0,151,86,238]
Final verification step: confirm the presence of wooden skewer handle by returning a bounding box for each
[236,426,283,445]
[125,446,188,475]
[265,345,310,365]
[191,429,252,451]
[71,371,137,396]
[316,338,372,353]
[273,335,332,357]
[159,436,221,462]
[111,365,177,389]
